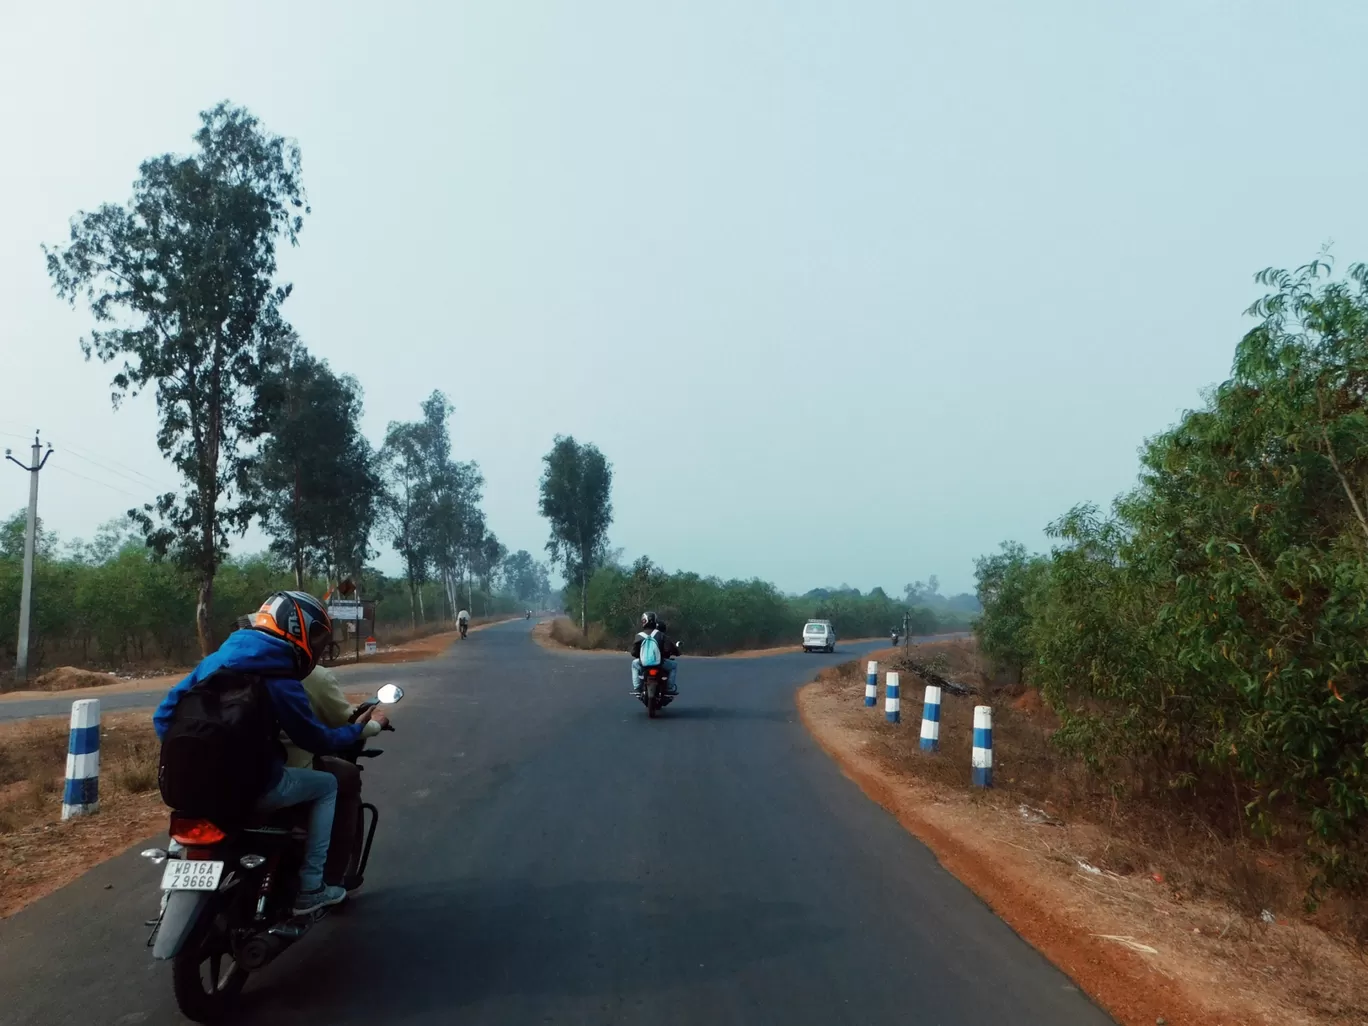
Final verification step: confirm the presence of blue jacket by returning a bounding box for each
[153,629,367,790]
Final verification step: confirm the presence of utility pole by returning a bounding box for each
[5,432,54,683]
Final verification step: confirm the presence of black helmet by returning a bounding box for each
[640,611,658,630]
[246,590,333,669]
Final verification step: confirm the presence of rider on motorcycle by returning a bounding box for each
[631,611,680,696]
[284,659,389,889]
[154,591,383,915]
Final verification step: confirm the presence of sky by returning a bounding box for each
[2,0,1366,597]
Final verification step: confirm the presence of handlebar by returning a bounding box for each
[349,699,378,723]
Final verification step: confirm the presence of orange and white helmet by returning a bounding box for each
[248,591,333,666]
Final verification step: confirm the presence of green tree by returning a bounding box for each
[379,391,486,624]
[977,258,1368,892]
[972,541,1048,683]
[0,510,54,560]
[45,101,308,654]
[470,532,507,604]
[501,549,550,605]
[538,435,614,632]
[256,349,380,587]
[379,420,433,627]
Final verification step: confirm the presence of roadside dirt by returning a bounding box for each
[0,710,164,919]
[798,653,1368,1026]
[0,671,186,704]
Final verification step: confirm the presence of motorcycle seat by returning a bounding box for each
[244,806,310,832]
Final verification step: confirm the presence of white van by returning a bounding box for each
[802,620,836,653]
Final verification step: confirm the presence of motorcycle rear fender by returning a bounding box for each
[152,890,212,960]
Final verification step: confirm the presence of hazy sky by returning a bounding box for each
[3,1,1366,596]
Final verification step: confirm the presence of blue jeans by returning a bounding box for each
[256,767,337,893]
[631,658,679,693]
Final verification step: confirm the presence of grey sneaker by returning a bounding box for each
[293,885,347,915]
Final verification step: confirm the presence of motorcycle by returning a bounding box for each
[637,663,674,718]
[635,643,681,719]
[891,631,899,647]
[141,683,404,1022]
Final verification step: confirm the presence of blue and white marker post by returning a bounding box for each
[971,704,993,788]
[919,685,942,752]
[864,661,878,707]
[61,698,100,819]
[884,671,900,724]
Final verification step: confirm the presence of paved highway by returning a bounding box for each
[0,661,429,721]
[0,620,1113,1025]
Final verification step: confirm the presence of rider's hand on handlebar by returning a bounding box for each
[356,706,385,727]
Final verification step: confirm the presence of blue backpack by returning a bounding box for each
[639,632,663,668]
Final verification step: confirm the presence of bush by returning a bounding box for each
[564,557,957,655]
[974,259,1368,895]
[0,527,521,679]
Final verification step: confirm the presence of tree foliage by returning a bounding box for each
[256,349,381,587]
[538,435,613,632]
[972,542,1048,682]
[379,391,487,625]
[577,558,949,655]
[975,259,1368,893]
[44,101,307,654]
[501,549,552,605]
[0,515,521,676]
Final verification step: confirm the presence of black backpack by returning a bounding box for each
[158,669,283,826]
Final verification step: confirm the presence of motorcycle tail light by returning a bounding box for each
[647,668,659,676]
[169,816,226,846]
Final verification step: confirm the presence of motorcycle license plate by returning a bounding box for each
[161,858,225,892]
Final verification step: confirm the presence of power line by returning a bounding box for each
[60,446,173,492]
[47,463,152,501]
[59,439,170,489]
[2,428,173,491]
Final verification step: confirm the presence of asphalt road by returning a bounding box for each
[0,661,423,721]
[0,621,1114,1026]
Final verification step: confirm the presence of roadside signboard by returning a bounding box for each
[328,599,364,622]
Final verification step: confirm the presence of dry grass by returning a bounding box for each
[0,711,161,836]
[806,640,1368,1025]
[546,617,611,650]
[0,710,167,918]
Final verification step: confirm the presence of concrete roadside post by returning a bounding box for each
[972,705,993,788]
[61,698,101,819]
[884,671,900,724]
[864,661,878,707]
[919,684,942,752]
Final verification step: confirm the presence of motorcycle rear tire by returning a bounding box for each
[171,902,248,1022]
